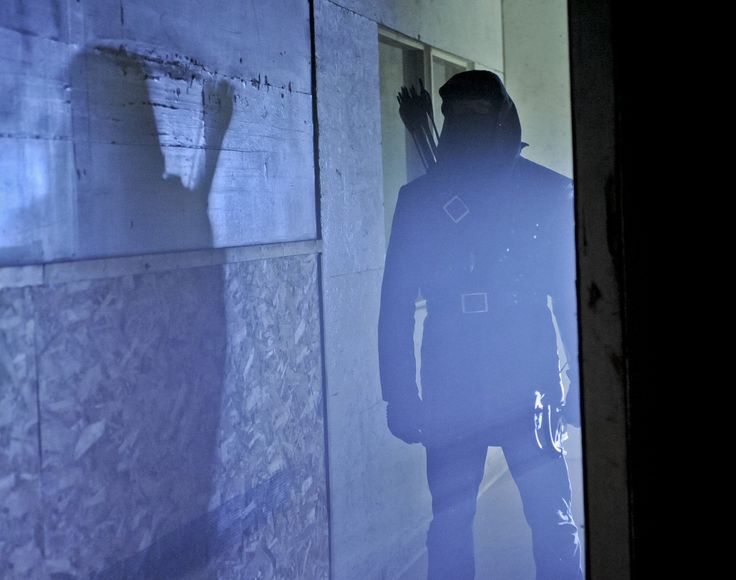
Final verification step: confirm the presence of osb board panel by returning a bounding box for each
[209,256,328,579]
[31,255,327,578]
[0,287,44,579]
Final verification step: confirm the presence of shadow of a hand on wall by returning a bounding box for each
[36,46,233,579]
[71,46,233,258]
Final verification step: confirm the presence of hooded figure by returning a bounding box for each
[378,71,583,580]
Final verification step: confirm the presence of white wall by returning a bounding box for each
[502,0,586,554]
[503,0,574,177]
[332,0,504,70]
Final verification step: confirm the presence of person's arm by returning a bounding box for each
[378,186,423,442]
[549,183,581,426]
[195,80,234,197]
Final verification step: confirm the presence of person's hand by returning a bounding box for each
[386,397,423,444]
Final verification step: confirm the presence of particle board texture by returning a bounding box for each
[0,287,45,579]
[0,255,328,579]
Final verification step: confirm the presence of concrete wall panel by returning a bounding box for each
[315,1,385,278]
[1,1,316,267]
[316,4,435,576]
[0,0,70,42]
[321,268,431,579]
[76,0,311,92]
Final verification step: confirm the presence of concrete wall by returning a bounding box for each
[502,0,574,177]
[315,4,409,577]
[1,1,328,578]
[0,0,315,266]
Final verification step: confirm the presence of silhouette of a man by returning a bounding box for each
[378,71,583,580]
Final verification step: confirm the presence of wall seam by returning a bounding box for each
[310,0,323,242]
[0,240,323,289]
[309,3,332,578]
[326,266,383,280]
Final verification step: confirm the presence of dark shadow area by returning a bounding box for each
[609,4,654,577]
[96,471,293,579]
[378,71,583,579]
[33,46,233,578]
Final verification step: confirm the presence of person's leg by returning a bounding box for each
[502,428,583,580]
[425,441,488,580]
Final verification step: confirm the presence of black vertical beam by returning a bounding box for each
[567,1,633,578]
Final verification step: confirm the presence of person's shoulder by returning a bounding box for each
[517,157,573,196]
[400,173,435,197]
[516,158,574,214]
[396,174,439,214]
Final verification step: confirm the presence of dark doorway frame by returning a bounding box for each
[568,1,650,578]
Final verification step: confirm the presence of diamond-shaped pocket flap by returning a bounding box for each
[443,195,470,223]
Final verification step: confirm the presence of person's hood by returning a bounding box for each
[433,70,522,176]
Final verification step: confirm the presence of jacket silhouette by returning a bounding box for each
[378,70,583,580]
